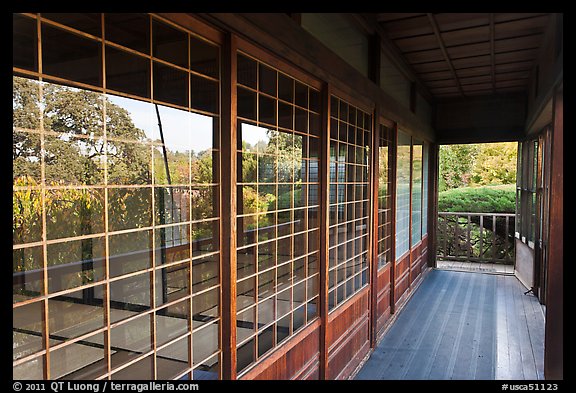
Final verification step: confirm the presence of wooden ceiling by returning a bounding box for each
[377,13,550,99]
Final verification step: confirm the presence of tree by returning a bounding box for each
[438,144,479,192]
[470,142,517,186]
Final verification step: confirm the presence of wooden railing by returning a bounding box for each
[437,212,515,264]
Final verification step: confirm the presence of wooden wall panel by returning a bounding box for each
[240,321,321,380]
[326,288,370,380]
[376,264,392,338]
[395,252,411,305]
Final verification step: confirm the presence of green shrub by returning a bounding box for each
[438,184,516,213]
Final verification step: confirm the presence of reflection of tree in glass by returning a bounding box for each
[241,128,304,232]
[13,78,153,277]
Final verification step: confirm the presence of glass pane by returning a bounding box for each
[157,335,190,380]
[294,82,308,108]
[156,300,190,347]
[156,263,190,306]
[48,286,105,341]
[257,325,274,357]
[13,189,42,245]
[44,135,105,186]
[190,35,219,79]
[237,277,255,312]
[50,332,106,380]
[13,246,43,302]
[13,355,44,380]
[278,73,293,103]
[237,246,256,279]
[238,87,257,121]
[193,353,219,380]
[107,141,152,185]
[258,270,275,300]
[111,314,152,370]
[192,254,219,294]
[193,321,219,364]
[237,306,255,343]
[192,287,219,324]
[105,46,149,98]
[396,130,411,257]
[111,355,153,380]
[109,272,151,324]
[105,95,155,141]
[108,188,152,232]
[237,54,257,88]
[45,188,105,240]
[258,296,275,327]
[13,301,44,361]
[276,314,290,345]
[13,135,41,184]
[190,74,218,114]
[278,102,293,130]
[105,13,150,54]
[411,141,422,246]
[42,24,101,87]
[152,19,187,67]
[258,94,276,126]
[259,63,277,97]
[13,14,38,72]
[109,230,152,277]
[191,220,219,255]
[155,187,190,225]
[236,339,254,373]
[47,236,105,292]
[192,186,216,220]
[258,240,276,271]
[153,62,188,107]
[293,304,305,332]
[155,224,191,264]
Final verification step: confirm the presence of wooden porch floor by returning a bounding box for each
[354,269,545,380]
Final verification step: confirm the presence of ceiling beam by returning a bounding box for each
[490,13,496,93]
[359,13,435,103]
[426,13,465,97]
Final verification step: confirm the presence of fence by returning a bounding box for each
[437,212,515,264]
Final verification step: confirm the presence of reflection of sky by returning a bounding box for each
[241,123,270,147]
[107,95,214,153]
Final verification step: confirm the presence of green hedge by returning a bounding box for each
[438,184,516,213]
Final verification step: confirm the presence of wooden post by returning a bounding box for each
[221,32,238,380]
[318,82,331,380]
[389,125,397,314]
[428,143,439,267]
[369,114,379,349]
[544,86,562,380]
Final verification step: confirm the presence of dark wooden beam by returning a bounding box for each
[220,32,238,380]
[544,86,562,380]
[318,82,331,380]
[426,13,465,97]
[389,125,398,314]
[369,110,380,349]
[490,13,496,93]
[428,143,439,267]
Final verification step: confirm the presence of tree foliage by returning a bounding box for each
[439,142,517,192]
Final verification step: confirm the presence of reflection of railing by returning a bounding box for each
[437,212,515,264]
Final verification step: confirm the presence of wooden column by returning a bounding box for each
[221,32,238,380]
[318,82,331,380]
[389,125,398,314]
[369,113,380,348]
[428,143,439,267]
[544,86,562,380]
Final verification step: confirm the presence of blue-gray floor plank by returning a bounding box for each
[354,269,544,380]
